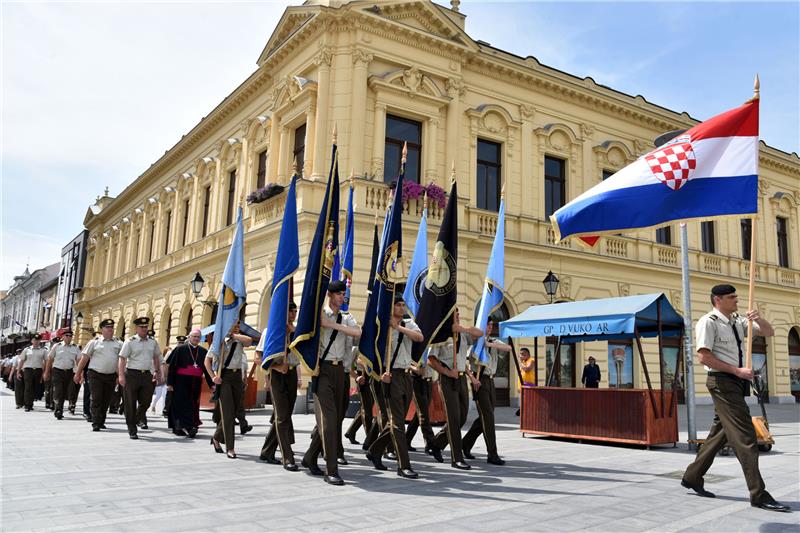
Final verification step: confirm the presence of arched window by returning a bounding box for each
[163,311,172,346]
[185,308,193,336]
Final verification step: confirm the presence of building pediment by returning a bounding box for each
[257,8,317,66]
[358,0,478,52]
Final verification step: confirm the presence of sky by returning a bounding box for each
[2,1,798,289]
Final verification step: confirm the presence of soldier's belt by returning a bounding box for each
[125,369,151,373]
[321,359,341,366]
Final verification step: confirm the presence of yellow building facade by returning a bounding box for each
[76,0,800,405]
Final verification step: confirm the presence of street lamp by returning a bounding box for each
[542,271,560,304]
[191,272,216,307]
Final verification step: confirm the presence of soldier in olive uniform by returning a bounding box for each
[118,317,162,439]
[365,296,423,478]
[75,319,123,431]
[16,334,48,411]
[426,308,483,469]
[205,321,253,458]
[301,281,361,486]
[44,329,82,419]
[682,284,789,512]
[259,302,303,470]
[345,357,373,446]
[462,318,509,465]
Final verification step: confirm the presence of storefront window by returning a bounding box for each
[661,339,685,404]
[608,343,633,388]
[546,340,575,387]
[789,328,800,401]
[752,336,768,402]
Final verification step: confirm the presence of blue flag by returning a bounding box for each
[358,171,404,376]
[211,207,247,358]
[261,176,299,369]
[289,144,340,371]
[403,204,428,318]
[340,183,355,312]
[472,199,505,366]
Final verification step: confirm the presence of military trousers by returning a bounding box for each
[462,374,498,457]
[346,379,374,440]
[213,369,243,452]
[261,368,298,464]
[23,368,43,409]
[406,375,435,448]
[369,369,414,469]
[303,361,346,476]
[123,369,154,435]
[684,373,771,504]
[14,370,25,407]
[51,368,75,415]
[88,370,115,427]
[363,379,391,451]
[433,373,469,464]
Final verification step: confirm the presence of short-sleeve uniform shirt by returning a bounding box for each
[389,319,422,370]
[429,332,472,372]
[83,337,124,374]
[207,337,246,370]
[471,336,506,377]
[120,335,161,371]
[49,342,82,371]
[695,307,760,373]
[318,307,359,363]
[20,347,48,369]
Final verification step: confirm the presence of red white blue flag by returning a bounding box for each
[552,99,759,243]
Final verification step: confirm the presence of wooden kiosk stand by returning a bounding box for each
[500,293,683,446]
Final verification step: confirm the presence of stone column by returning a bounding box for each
[371,103,387,180]
[350,49,373,177]
[304,106,317,181]
[277,127,289,183]
[424,118,438,184]
[311,48,333,181]
[445,77,464,186]
[519,105,536,218]
[268,116,280,182]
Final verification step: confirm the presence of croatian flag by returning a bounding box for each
[552,100,759,242]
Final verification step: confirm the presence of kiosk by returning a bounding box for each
[500,293,683,446]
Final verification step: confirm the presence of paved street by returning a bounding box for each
[2,388,798,532]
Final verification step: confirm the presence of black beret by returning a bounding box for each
[176,335,187,342]
[711,284,736,296]
[62,329,74,335]
[32,334,42,340]
[99,319,115,328]
[288,301,297,310]
[133,317,150,327]
[393,295,405,304]
[328,280,346,293]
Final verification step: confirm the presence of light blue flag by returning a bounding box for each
[403,204,428,318]
[472,199,505,366]
[340,183,355,312]
[261,176,299,368]
[212,206,247,358]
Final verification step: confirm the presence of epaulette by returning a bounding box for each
[708,314,718,321]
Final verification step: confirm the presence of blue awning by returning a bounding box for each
[200,322,261,339]
[499,293,684,343]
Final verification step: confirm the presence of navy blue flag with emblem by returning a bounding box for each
[289,144,340,371]
[358,168,404,376]
[357,219,382,378]
[412,181,457,361]
[261,175,299,369]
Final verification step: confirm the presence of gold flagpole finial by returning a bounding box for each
[292,156,298,176]
[332,123,338,145]
[374,208,378,226]
[500,181,506,199]
[423,188,429,210]
[349,169,355,187]
[450,160,456,184]
[746,74,760,104]
[401,142,408,164]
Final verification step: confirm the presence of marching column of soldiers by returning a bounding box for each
[9,285,511,487]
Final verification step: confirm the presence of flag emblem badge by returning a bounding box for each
[644,134,696,191]
[425,241,456,295]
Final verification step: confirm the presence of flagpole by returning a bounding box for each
[679,224,697,447]
[745,75,760,369]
